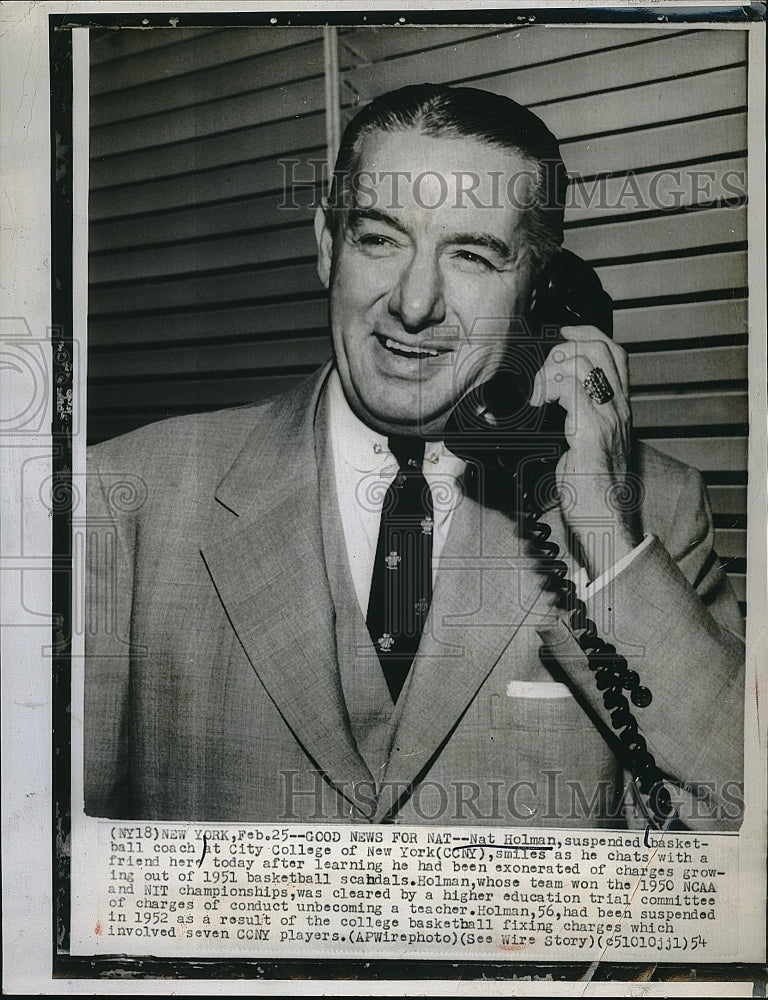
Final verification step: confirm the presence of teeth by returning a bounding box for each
[384,338,438,357]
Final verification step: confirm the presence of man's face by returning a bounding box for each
[315,129,537,438]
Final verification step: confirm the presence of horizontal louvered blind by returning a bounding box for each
[336,24,748,612]
[88,25,331,444]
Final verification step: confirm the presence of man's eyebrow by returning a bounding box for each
[347,208,409,236]
[347,210,516,261]
[444,232,516,262]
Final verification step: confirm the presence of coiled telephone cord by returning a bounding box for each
[521,492,682,832]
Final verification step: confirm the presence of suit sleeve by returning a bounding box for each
[83,452,136,818]
[540,465,745,830]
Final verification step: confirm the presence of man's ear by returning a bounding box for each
[314,204,334,289]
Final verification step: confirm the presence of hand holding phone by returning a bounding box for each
[445,249,640,579]
[532,322,639,580]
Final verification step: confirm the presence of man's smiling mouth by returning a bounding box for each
[376,334,451,359]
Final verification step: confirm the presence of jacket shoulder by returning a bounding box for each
[88,404,267,476]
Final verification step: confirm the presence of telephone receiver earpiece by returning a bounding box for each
[529,248,614,341]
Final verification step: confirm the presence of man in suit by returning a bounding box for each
[84,84,744,828]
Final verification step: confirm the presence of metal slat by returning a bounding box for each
[90,151,746,227]
[534,67,745,144]
[596,250,746,303]
[88,291,747,350]
[91,39,326,126]
[90,108,745,195]
[631,391,747,429]
[343,28,694,96]
[340,25,670,65]
[561,113,746,177]
[566,206,746,264]
[89,262,322,316]
[90,112,327,191]
[708,485,747,517]
[338,25,524,65]
[89,336,332,379]
[90,188,318,253]
[86,301,748,356]
[614,300,747,344]
[90,75,328,160]
[90,228,746,294]
[89,223,317,285]
[90,27,222,66]
[345,29,741,109]
[87,373,313,411]
[90,150,323,221]
[567,157,747,225]
[92,27,322,88]
[629,346,747,387]
[647,436,747,471]
[714,528,747,559]
[88,298,328,348]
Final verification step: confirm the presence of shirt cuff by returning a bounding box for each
[572,533,654,600]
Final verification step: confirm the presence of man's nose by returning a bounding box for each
[387,249,446,332]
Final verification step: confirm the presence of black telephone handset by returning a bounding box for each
[445,251,680,831]
[444,249,611,505]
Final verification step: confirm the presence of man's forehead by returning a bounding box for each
[356,126,528,172]
[346,127,535,233]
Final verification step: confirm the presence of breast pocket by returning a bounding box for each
[490,681,596,733]
[488,678,621,824]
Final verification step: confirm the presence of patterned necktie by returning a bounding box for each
[366,435,434,702]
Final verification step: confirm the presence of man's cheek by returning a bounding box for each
[344,254,401,294]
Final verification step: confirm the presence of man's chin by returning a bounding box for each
[353,398,451,439]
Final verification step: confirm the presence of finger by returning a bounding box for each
[558,330,626,408]
[560,324,629,396]
[530,340,580,408]
[530,339,584,410]
[574,362,633,461]
[572,352,627,418]
[536,349,630,451]
[560,325,628,398]
[532,338,625,416]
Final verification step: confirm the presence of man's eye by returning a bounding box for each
[453,250,495,271]
[354,232,400,256]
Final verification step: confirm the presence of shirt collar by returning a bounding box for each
[326,369,466,480]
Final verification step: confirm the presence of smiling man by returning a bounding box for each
[319,130,534,439]
[84,84,744,829]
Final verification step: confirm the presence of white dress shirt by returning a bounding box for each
[326,370,650,618]
[327,371,466,616]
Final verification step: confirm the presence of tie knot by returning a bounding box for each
[388,435,426,471]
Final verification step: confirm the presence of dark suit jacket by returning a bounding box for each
[84,364,745,827]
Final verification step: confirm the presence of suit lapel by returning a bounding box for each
[200,366,376,818]
[374,488,548,820]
